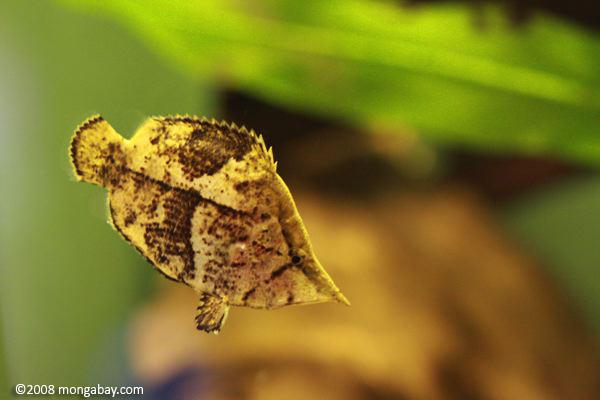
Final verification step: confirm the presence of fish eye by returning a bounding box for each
[291,254,303,266]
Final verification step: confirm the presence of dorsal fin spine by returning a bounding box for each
[152,115,278,169]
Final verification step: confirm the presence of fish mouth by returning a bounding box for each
[334,291,351,306]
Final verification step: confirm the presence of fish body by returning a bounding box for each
[69,115,348,333]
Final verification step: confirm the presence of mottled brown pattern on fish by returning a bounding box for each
[142,188,200,280]
[69,114,348,334]
[107,169,196,281]
[146,117,257,180]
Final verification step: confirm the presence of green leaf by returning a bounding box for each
[58,0,600,164]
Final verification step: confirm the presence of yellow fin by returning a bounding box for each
[195,293,229,334]
[69,115,126,187]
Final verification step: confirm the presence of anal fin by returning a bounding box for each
[195,293,229,334]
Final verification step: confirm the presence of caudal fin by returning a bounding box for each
[69,115,126,187]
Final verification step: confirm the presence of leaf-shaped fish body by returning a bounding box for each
[69,115,349,333]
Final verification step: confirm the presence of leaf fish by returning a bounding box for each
[69,115,349,333]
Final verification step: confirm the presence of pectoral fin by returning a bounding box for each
[195,293,229,334]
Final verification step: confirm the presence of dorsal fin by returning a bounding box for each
[151,115,277,170]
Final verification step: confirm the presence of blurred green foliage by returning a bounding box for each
[59,0,600,164]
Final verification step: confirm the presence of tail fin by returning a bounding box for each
[69,115,126,187]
